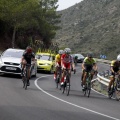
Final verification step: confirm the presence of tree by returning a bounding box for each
[0,0,60,49]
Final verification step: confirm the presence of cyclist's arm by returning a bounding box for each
[70,56,75,70]
[81,62,86,70]
[31,53,36,63]
[21,55,25,63]
[55,56,58,65]
[110,66,115,73]
[61,59,63,67]
[110,61,115,73]
[93,63,98,71]
[92,58,98,71]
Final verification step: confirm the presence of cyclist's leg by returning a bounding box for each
[60,64,66,86]
[54,62,60,79]
[108,72,115,92]
[54,65,58,80]
[81,69,85,86]
[82,71,87,86]
[90,69,95,80]
[21,59,26,76]
[82,67,91,90]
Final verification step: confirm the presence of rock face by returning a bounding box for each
[54,0,120,59]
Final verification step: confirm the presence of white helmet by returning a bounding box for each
[58,50,64,55]
[117,54,120,61]
[64,48,71,54]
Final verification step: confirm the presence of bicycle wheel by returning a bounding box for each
[22,77,25,88]
[83,76,89,96]
[61,82,66,94]
[87,82,91,97]
[24,69,29,90]
[24,78,28,90]
[83,88,86,96]
[56,77,59,88]
[83,84,87,96]
[115,90,120,101]
[108,88,114,99]
[22,70,26,88]
[65,78,70,96]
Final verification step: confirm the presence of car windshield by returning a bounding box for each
[2,50,24,58]
[37,55,52,61]
[75,54,84,58]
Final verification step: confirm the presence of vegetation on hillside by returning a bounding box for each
[54,0,120,59]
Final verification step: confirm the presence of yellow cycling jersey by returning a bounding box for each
[55,54,61,62]
[111,60,120,67]
[83,57,96,65]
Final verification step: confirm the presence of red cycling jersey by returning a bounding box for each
[61,54,72,69]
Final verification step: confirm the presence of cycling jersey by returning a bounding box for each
[61,54,72,64]
[23,51,35,64]
[55,54,61,66]
[61,54,72,69]
[110,60,120,73]
[55,54,61,63]
[83,57,96,72]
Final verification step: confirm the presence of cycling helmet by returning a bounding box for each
[58,50,64,55]
[87,53,93,58]
[26,46,32,53]
[64,48,71,54]
[117,54,120,61]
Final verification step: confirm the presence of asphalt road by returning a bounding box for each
[0,62,120,120]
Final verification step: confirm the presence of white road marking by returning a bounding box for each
[34,75,120,120]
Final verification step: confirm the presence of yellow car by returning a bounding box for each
[36,52,56,73]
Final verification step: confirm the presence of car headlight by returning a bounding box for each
[0,59,2,64]
[44,63,51,65]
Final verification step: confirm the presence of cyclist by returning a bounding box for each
[81,53,98,90]
[54,49,64,80]
[21,46,35,86]
[60,48,76,86]
[74,55,78,66]
[108,54,120,93]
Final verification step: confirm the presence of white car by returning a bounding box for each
[0,48,37,77]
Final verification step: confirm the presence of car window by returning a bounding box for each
[37,55,52,61]
[2,50,24,58]
[75,54,84,58]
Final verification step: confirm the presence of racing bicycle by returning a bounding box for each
[22,64,31,90]
[56,66,62,89]
[108,73,120,101]
[61,69,71,96]
[83,71,92,97]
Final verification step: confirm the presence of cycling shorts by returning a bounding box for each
[84,66,93,72]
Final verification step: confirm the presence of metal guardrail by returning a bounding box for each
[96,58,111,64]
[96,59,111,87]
[97,70,110,86]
